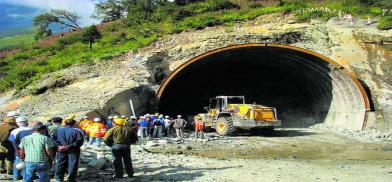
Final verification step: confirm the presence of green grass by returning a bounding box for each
[377,16,392,30]
[0,33,35,50]
[0,0,391,93]
[291,0,390,21]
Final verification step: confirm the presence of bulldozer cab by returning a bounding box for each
[208,96,245,113]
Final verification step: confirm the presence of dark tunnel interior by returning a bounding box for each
[158,46,334,127]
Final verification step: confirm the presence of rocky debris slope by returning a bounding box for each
[311,123,392,142]
[0,13,391,131]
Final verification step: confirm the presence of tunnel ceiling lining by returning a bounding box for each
[157,44,370,110]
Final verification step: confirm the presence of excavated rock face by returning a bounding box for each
[1,14,390,131]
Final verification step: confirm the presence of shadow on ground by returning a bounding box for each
[136,165,241,181]
[76,164,240,182]
[223,128,316,138]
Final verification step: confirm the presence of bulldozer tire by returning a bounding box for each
[215,117,235,136]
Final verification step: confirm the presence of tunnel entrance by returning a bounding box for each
[158,44,370,130]
[87,86,157,118]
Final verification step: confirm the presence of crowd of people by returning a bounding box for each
[0,111,206,182]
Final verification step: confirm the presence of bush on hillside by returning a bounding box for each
[56,33,82,46]
[187,0,239,13]
[377,16,392,30]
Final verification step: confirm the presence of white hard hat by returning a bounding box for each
[140,116,145,119]
[16,116,27,123]
[165,115,170,119]
[83,116,88,119]
[159,114,163,118]
[177,115,182,118]
[113,115,119,119]
[121,115,126,118]
[7,111,18,117]
[94,118,101,122]
[108,116,113,119]
[145,114,150,117]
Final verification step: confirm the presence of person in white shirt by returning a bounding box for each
[8,116,32,180]
[164,116,172,137]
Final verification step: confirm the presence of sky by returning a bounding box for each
[1,0,104,26]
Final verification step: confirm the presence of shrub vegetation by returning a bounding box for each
[0,0,390,93]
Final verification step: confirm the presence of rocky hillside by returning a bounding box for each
[0,13,391,132]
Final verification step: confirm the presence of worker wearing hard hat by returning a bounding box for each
[86,118,106,147]
[7,111,19,119]
[9,116,32,180]
[164,116,172,137]
[61,115,76,126]
[78,116,93,140]
[153,115,164,138]
[2,111,18,127]
[106,116,114,129]
[0,116,18,175]
[104,118,138,179]
[173,115,187,139]
[138,116,148,139]
[194,115,205,139]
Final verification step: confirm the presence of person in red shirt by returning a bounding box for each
[194,115,205,139]
[86,118,106,147]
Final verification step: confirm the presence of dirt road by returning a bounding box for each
[1,128,391,181]
[136,128,392,181]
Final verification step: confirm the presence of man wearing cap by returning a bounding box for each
[138,116,148,139]
[153,115,164,138]
[148,114,156,138]
[106,116,114,129]
[164,116,172,137]
[19,123,53,182]
[86,118,106,147]
[173,115,187,139]
[104,118,138,179]
[194,115,205,139]
[0,117,17,174]
[6,111,19,119]
[8,116,32,180]
[51,119,84,182]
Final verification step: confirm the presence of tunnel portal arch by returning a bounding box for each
[157,44,370,130]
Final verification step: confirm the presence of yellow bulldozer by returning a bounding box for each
[196,96,281,136]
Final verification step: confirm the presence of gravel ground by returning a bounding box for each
[1,128,391,182]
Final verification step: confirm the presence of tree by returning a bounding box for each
[33,13,57,40]
[81,25,102,49]
[34,27,52,40]
[122,0,162,24]
[33,9,81,40]
[50,9,81,29]
[92,0,126,22]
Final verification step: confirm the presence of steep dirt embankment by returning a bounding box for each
[0,13,391,132]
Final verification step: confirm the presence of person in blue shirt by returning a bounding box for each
[9,116,33,180]
[106,116,113,129]
[153,115,164,138]
[138,116,148,139]
[51,119,84,182]
[146,114,154,138]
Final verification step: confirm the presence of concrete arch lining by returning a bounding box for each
[157,44,371,130]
